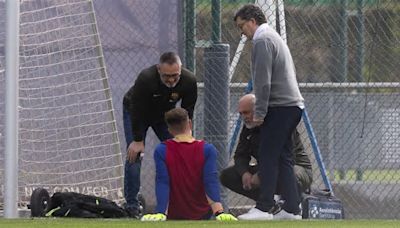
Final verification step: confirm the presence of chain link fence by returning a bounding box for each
[91,0,183,212]
[0,0,399,219]
[191,0,400,219]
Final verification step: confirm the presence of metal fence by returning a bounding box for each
[189,0,400,219]
[0,0,399,219]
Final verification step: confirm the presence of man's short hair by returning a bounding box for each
[234,4,267,25]
[165,108,189,132]
[159,52,182,66]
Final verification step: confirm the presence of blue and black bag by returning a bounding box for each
[301,189,345,219]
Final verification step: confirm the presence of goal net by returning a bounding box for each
[0,0,123,209]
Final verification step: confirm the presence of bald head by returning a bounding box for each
[238,94,256,128]
[239,94,255,107]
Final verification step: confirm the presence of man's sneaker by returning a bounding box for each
[237,208,273,220]
[270,201,284,215]
[273,209,302,220]
[122,203,140,219]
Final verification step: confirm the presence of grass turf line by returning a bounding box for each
[1,219,400,228]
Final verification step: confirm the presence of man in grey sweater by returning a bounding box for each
[234,4,305,220]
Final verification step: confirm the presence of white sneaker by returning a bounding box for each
[237,208,273,220]
[273,209,302,220]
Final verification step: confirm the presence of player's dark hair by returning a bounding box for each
[159,52,182,65]
[234,4,266,25]
[165,108,189,132]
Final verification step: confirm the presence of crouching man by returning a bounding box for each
[220,94,313,220]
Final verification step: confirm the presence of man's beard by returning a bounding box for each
[164,81,178,88]
[161,77,180,88]
[244,121,257,129]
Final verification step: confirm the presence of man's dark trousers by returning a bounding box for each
[220,164,311,203]
[256,106,302,214]
[123,106,172,210]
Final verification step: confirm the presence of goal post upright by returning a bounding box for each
[4,0,20,218]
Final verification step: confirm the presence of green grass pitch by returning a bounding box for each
[1,219,400,228]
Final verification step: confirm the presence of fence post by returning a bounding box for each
[205,1,229,208]
[338,0,348,82]
[204,43,230,211]
[211,0,221,43]
[355,0,364,82]
[184,0,196,72]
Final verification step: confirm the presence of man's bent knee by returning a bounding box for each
[294,165,312,192]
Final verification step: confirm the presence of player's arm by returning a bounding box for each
[154,143,170,215]
[202,144,222,212]
[203,144,237,221]
[233,126,252,176]
[181,71,197,119]
[142,143,169,222]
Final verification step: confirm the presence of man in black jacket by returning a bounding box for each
[122,52,197,218]
[220,94,312,214]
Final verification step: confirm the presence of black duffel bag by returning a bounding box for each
[30,188,128,218]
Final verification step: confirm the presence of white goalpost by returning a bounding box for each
[1,0,124,217]
[4,0,19,218]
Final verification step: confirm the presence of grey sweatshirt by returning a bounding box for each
[251,23,304,120]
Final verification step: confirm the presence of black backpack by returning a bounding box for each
[46,192,128,218]
[30,188,128,218]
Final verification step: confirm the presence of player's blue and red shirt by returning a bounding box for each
[154,135,221,220]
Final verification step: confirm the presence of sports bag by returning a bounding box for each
[301,189,344,219]
[29,188,128,218]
